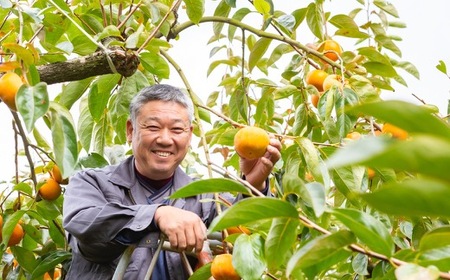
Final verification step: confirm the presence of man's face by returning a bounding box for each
[126,100,193,180]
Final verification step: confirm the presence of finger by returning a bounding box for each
[194,222,207,253]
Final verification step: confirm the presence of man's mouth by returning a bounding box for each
[154,151,171,157]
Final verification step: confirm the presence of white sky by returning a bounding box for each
[1,1,449,182]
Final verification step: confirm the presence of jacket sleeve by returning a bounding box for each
[63,169,159,262]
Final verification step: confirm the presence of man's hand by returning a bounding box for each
[154,206,207,253]
[239,136,282,191]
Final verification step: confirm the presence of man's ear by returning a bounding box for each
[126,120,133,143]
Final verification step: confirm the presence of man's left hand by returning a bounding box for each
[239,136,282,192]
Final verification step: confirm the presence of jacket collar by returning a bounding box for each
[108,156,193,206]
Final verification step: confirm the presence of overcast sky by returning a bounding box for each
[1,1,449,182]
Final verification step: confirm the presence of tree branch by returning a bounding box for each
[37,48,139,85]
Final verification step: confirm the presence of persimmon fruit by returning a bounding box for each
[234,126,269,160]
[50,164,63,183]
[311,92,323,108]
[381,123,408,140]
[227,226,251,235]
[39,178,62,201]
[306,69,328,91]
[0,222,25,247]
[367,168,376,180]
[323,74,344,92]
[0,72,24,111]
[211,253,241,280]
[345,131,361,140]
[319,39,343,62]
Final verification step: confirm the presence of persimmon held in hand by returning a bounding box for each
[234,126,270,160]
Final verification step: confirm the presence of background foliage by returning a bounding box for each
[1,0,450,279]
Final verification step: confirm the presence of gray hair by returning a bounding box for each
[129,84,194,126]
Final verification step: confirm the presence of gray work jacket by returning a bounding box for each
[63,156,225,280]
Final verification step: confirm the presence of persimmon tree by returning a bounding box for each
[1,0,450,279]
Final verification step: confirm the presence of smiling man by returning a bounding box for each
[62,84,281,279]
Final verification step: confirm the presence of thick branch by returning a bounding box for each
[37,48,139,85]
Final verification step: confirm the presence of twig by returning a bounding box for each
[137,0,182,53]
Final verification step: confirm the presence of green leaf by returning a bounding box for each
[374,34,401,57]
[267,43,293,68]
[347,100,450,139]
[30,250,72,279]
[436,60,447,75]
[96,25,121,42]
[331,208,394,256]
[234,234,266,280]
[306,3,323,40]
[334,28,370,39]
[329,14,359,29]
[228,8,251,40]
[335,88,359,138]
[327,134,450,182]
[92,110,112,155]
[170,178,251,198]
[77,99,94,152]
[207,59,238,76]
[395,263,440,280]
[419,226,450,251]
[393,60,420,79]
[295,137,322,184]
[36,199,62,220]
[49,103,78,178]
[79,152,110,168]
[59,77,94,109]
[184,0,204,24]
[16,82,49,132]
[286,230,356,277]
[358,46,391,65]
[265,218,300,269]
[188,262,212,280]
[88,74,119,122]
[363,61,397,77]
[139,52,170,78]
[292,103,307,135]
[248,37,272,72]
[10,246,37,273]
[253,0,273,15]
[208,197,298,232]
[374,0,399,18]
[362,179,450,218]
[417,245,450,271]
[213,0,231,37]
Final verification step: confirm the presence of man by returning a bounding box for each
[62,84,281,279]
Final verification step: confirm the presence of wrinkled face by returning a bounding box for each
[126,100,193,180]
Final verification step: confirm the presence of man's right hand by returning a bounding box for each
[154,206,207,253]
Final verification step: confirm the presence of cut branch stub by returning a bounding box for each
[37,48,140,85]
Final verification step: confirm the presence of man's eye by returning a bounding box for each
[147,126,160,131]
[171,128,185,134]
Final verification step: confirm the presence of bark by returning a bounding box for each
[37,48,140,85]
